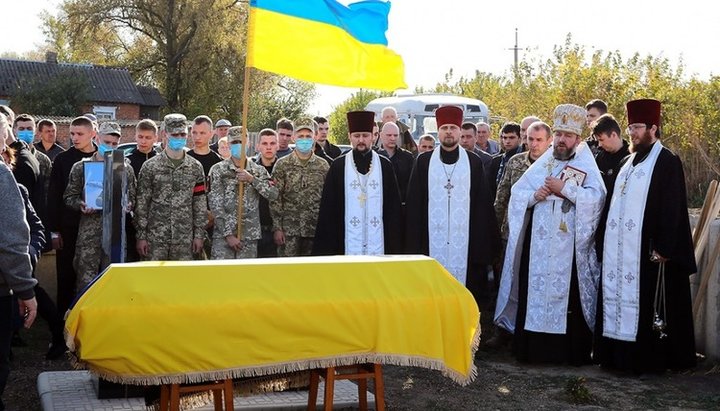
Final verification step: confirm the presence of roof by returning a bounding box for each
[0,58,164,107]
[29,115,142,127]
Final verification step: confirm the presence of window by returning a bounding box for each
[93,106,117,121]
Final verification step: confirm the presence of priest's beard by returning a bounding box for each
[553,143,576,161]
[353,144,370,154]
[630,130,654,154]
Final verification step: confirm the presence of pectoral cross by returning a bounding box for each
[444,180,454,196]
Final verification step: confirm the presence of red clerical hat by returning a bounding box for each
[626,99,661,126]
[346,111,375,133]
[435,106,463,128]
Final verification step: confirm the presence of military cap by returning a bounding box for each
[215,119,232,127]
[227,126,244,143]
[98,121,121,137]
[552,104,585,135]
[163,113,188,134]
[346,111,375,133]
[627,99,661,126]
[295,117,318,134]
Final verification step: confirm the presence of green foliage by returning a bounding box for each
[565,376,597,405]
[14,70,91,116]
[429,35,720,205]
[328,90,390,144]
[42,0,314,124]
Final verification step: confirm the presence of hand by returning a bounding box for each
[534,185,552,201]
[18,297,38,329]
[236,169,254,183]
[206,211,215,229]
[544,176,565,195]
[192,238,204,254]
[225,235,244,252]
[80,202,95,214]
[136,239,149,257]
[273,230,285,245]
[52,233,63,250]
[650,250,669,263]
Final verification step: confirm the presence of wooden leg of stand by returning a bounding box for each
[373,364,385,411]
[212,388,222,411]
[358,375,368,411]
[223,379,234,411]
[159,385,169,411]
[169,384,180,411]
[323,367,335,411]
[308,369,320,411]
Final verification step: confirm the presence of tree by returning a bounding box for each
[426,35,718,204]
[43,0,313,122]
[328,90,389,144]
[13,71,91,116]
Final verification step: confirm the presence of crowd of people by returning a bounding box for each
[0,96,699,408]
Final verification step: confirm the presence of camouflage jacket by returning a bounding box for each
[135,152,207,244]
[207,158,278,241]
[270,152,329,237]
[64,158,137,246]
[494,151,533,239]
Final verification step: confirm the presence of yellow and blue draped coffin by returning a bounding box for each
[66,255,480,385]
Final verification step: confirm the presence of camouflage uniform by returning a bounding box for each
[135,153,207,261]
[64,158,136,292]
[208,157,278,259]
[494,151,533,241]
[270,152,329,256]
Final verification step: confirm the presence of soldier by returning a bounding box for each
[208,127,278,259]
[135,114,207,261]
[270,118,330,256]
[253,128,280,257]
[64,122,136,291]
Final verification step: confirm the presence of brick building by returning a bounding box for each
[0,52,165,146]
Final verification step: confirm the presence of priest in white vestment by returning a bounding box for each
[494,104,606,364]
[405,106,500,303]
[313,111,403,255]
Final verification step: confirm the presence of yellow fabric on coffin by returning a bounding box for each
[65,255,480,385]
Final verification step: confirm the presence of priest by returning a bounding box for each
[595,99,696,373]
[494,104,606,365]
[312,111,402,255]
[404,105,500,302]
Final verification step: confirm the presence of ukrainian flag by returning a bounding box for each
[247,0,406,91]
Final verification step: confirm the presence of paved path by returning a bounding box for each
[38,370,372,410]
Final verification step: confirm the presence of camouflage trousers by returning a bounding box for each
[73,242,104,293]
[210,239,258,260]
[278,236,313,257]
[146,242,194,261]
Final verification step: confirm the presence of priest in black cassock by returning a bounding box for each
[312,111,403,255]
[596,98,697,373]
[404,105,500,304]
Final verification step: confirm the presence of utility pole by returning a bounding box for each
[508,28,521,78]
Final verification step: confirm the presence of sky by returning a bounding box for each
[2,0,719,115]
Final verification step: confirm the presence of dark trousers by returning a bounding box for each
[56,228,79,314]
[0,295,14,411]
[257,229,277,258]
[35,285,64,344]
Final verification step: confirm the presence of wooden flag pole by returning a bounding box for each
[693,180,718,248]
[237,66,251,239]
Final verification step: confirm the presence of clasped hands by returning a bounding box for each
[534,176,565,201]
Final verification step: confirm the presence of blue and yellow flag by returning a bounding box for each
[247,0,406,91]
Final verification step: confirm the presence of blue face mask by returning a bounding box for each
[97,142,114,156]
[167,137,187,151]
[230,143,243,159]
[295,138,314,153]
[17,130,34,144]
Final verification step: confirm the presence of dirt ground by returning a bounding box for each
[6,317,720,410]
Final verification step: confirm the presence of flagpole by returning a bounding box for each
[237,66,250,240]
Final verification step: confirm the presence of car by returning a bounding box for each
[117,142,162,155]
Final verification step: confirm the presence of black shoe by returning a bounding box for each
[483,328,512,350]
[11,334,27,347]
[45,343,68,360]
